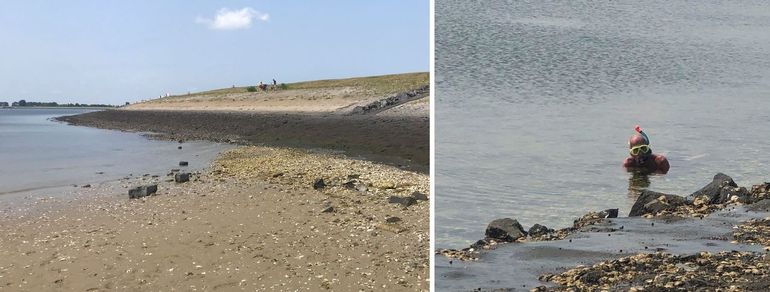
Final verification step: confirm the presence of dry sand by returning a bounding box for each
[0,146,429,291]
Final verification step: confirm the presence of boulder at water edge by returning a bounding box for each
[688,173,738,204]
[629,190,686,216]
[485,218,527,242]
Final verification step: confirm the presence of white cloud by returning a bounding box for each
[196,7,269,30]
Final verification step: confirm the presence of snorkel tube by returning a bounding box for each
[635,125,650,144]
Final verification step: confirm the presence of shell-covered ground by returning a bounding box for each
[536,251,770,291]
[0,146,429,291]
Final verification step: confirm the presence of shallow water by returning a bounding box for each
[437,206,770,290]
[0,108,231,196]
[436,0,770,247]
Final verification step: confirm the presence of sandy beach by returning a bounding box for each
[1,73,430,291]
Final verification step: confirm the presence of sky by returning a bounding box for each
[0,1,429,105]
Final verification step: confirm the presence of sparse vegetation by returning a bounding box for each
[286,72,428,96]
[148,72,429,102]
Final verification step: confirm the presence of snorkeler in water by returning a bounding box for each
[622,125,670,174]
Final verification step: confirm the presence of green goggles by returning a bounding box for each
[629,144,651,155]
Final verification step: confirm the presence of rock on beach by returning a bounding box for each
[175,172,190,183]
[128,184,158,199]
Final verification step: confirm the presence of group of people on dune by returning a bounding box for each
[257,79,278,92]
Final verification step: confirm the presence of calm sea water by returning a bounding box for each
[436,0,770,247]
[0,108,230,196]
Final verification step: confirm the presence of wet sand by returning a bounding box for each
[0,146,429,291]
[57,108,428,173]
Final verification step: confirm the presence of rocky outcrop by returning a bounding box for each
[349,85,430,115]
[528,224,554,238]
[749,183,770,202]
[688,173,738,204]
[629,190,687,217]
[439,174,770,263]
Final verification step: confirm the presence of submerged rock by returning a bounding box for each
[179,161,189,166]
[747,199,770,212]
[485,218,527,242]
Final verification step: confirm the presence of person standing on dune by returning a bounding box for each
[623,125,670,174]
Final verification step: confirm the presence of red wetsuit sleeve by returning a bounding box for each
[622,157,635,168]
[656,155,670,174]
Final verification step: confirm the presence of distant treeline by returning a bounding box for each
[3,100,116,107]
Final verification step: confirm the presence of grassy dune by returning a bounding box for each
[132,72,429,111]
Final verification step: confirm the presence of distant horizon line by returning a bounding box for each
[1,71,429,106]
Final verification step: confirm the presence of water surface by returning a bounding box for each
[436,0,770,247]
[0,108,230,196]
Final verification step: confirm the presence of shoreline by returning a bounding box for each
[1,107,116,110]
[436,174,770,290]
[0,145,430,291]
[56,108,429,173]
[2,76,433,290]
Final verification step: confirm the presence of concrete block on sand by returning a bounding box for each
[175,172,190,183]
[128,184,158,199]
